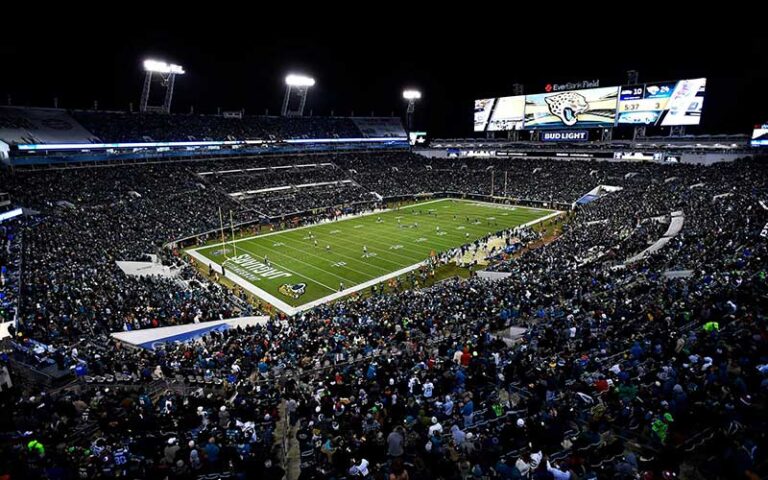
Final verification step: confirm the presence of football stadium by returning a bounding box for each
[0,25,767,480]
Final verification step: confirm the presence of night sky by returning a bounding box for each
[1,16,765,138]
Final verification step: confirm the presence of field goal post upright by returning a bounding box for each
[490,168,495,197]
[230,210,237,257]
[140,59,185,114]
[218,207,230,261]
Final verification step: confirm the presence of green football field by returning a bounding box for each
[187,199,558,314]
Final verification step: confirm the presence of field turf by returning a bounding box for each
[187,199,557,314]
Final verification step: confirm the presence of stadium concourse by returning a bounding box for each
[0,114,766,480]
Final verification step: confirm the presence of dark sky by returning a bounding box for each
[1,15,765,138]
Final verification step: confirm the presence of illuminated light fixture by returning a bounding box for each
[402,89,422,100]
[140,58,185,113]
[143,59,185,75]
[282,74,315,116]
[403,89,422,131]
[285,74,315,87]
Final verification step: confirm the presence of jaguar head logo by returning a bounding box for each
[278,283,307,299]
[544,92,589,126]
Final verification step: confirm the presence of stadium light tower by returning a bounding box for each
[282,74,315,117]
[140,59,185,114]
[403,89,421,131]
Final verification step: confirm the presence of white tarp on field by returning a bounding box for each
[476,270,513,281]
[0,321,14,341]
[625,211,684,264]
[116,260,179,278]
[111,316,270,350]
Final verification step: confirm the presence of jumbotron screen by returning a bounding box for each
[524,87,620,130]
[474,95,525,132]
[409,131,428,146]
[474,77,707,131]
[752,124,768,147]
[616,78,706,126]
[474,98,494,132]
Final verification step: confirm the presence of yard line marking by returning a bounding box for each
[271,201,496,260]
[281,231,420,265]
[291,204,546,256]
[256,234,397,273]
[249,240,380,280]
[333,226,454,258]
[230,253,338,294]
[274,231,413,269]
[245,241,360,285]
[343,214,477,251]
[202,198,541,262]
[189,198,452,251]
[290,225,425,263]
[188,201,562,316]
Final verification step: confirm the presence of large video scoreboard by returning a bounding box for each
[616,78,706,126]
[752,124,768,147]
[474,78,707,132]
[474,95,525,132]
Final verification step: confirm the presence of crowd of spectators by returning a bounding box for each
[0,152,766,479]
[199,164,349,194]
[193,160,377,217]
[72,112,364,143]
[236,184,378,218]
[0,164,262,344]
[334,154,616,203]
[276,157,768,480]
[0,218,22,325]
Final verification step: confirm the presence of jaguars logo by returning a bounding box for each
[544,92,589,126]
[278,283,307,299]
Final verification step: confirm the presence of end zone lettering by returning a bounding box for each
[225,253,292,280]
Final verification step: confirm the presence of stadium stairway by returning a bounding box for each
[275,399,302,480]
[6,356,74,390]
